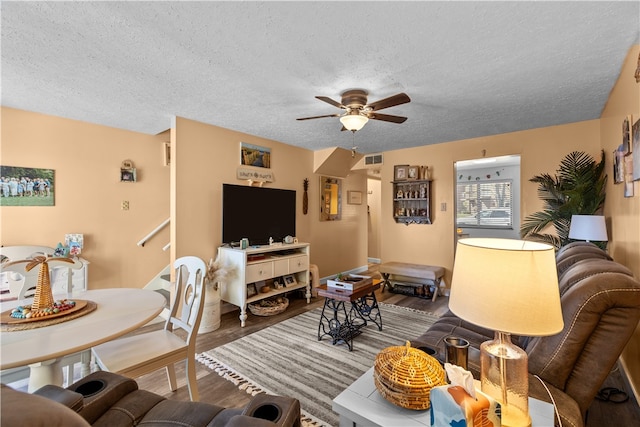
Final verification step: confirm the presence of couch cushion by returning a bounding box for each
[92,389,166,427]
[139,399,226,426]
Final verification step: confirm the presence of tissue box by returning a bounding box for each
[430,385,501,427]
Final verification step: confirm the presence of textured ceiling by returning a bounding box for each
[2,2,639,154]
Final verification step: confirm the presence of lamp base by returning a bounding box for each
[480,331,531,427]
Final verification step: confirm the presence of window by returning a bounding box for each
[456,180,513,228]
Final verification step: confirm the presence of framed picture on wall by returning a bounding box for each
[241,142,271,168]
[632,117,640,181]
[407,165,420,180]
[347,190,362,205]
[622,116,632,154]
[0,165,55,206]
[613,146,624,184]
[394,165,408,181]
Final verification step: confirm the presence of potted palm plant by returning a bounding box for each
[521,151,607,249]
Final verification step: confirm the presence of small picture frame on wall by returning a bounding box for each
[622,116,632,154]
[347,190,362,205]
[394,165,409,181]
[283,274,297,287]
[247,283,258,298]
[407,165,420,180]
[632,117,640,181]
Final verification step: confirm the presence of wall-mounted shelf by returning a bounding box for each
[392,179,432,225]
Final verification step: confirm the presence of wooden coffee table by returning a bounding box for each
[316,280,382,351]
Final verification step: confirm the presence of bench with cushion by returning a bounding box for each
[379,261,445,302]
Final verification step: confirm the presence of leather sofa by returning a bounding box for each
[1,371,301,427]
[414,243,640,427]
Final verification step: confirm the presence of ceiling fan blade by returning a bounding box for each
[367,93,411,111]
[368,112,408,123]
[296,113,341,121]
[316,96,345,109]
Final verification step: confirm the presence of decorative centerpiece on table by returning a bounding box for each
[2,256,85,324]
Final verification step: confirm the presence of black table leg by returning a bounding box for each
[351,291,383,331]
[318,297,362,351]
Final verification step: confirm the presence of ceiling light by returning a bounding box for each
[340,112,369,131]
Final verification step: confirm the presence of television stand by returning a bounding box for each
[218,243,311,327]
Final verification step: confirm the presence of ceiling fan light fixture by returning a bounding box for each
[340,113,369,131]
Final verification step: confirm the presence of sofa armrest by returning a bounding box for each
[34,384,84,412]
[226,415,286,427]
[242,394,301,427]
[529,374,583,427]
[67,371,139,424]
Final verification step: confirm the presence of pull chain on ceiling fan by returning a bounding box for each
[297,89,410,131]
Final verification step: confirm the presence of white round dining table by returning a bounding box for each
[0,288,166,391]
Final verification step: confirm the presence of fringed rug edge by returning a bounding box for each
[196,352,332,427]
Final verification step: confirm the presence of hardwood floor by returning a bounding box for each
[130,270,638,426]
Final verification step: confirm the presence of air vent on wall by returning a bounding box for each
[365,154,383,165]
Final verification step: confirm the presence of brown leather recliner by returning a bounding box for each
[414,246,640,427]
[1,371,301,427]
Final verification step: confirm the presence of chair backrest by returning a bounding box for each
[166,256,206,346]
[0,257,83,300]
[525,259,640,418]
[0,245,55,261]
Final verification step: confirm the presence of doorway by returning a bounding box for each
[454,155,521,240]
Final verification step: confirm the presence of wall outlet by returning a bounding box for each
[440,202,446,211]
[121,200,129,210]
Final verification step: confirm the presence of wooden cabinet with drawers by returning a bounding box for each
[218,243,310,327]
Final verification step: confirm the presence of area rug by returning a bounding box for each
[196,303,439,427]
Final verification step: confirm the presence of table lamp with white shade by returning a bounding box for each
[568,215,608,242]
[449,238,564,427]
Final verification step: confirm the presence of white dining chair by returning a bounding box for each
[91,256,207,401]
[0,256,88,386]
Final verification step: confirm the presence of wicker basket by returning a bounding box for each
[374,341,446,410]
[248,297,289,316]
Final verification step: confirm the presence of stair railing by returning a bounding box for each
[137,218,170,248]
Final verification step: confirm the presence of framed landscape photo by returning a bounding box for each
[394,165,408,181]
[0,165,55,206]
[241,142,271,168]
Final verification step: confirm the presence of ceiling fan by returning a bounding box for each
[297,89,411,132]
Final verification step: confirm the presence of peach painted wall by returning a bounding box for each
[378,119,602,286]
[600,45,640,399]
[0,107,170,289]
[170,116,368,278]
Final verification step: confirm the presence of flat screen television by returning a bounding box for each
[222,184,296,246]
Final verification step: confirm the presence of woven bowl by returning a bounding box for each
[374,341,446,410]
